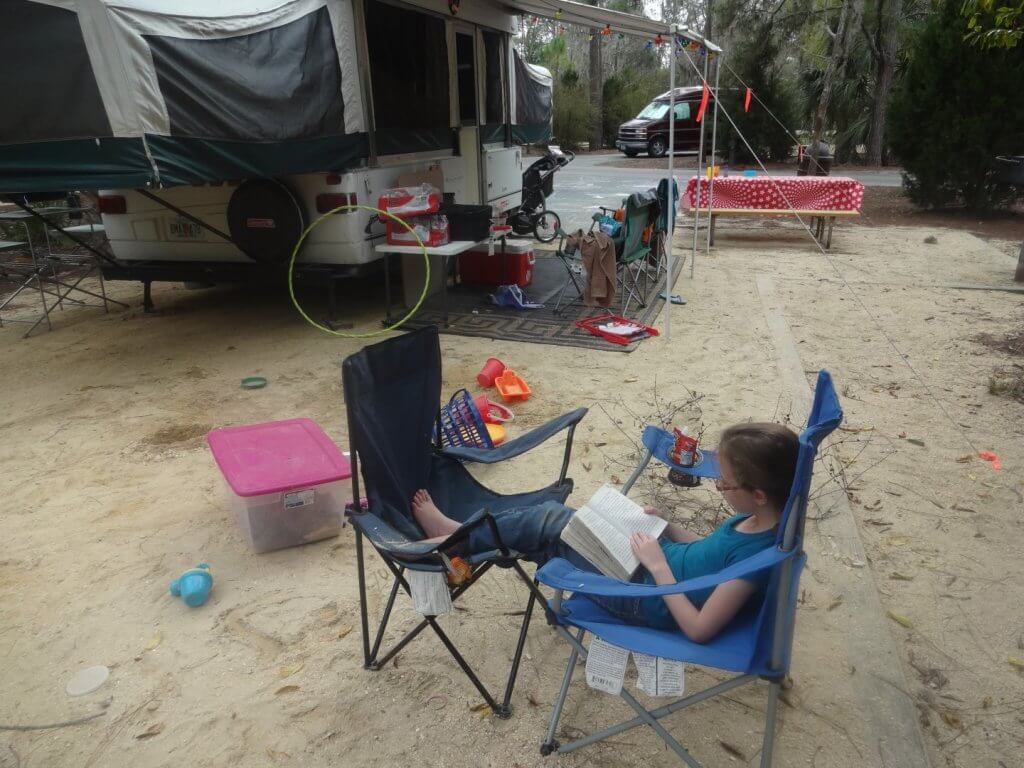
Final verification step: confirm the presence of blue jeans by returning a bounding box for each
[466,501,649,626]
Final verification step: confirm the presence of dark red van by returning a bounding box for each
[615,86,710,158]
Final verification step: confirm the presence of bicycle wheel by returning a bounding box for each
[534,210,560,242]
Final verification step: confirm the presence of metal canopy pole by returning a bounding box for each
[690,48,709,278]
[664,25,676,341]
[704,53,722,253]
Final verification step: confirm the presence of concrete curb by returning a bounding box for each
[756,274,932,768]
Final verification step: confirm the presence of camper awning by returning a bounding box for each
[498,0,720,50]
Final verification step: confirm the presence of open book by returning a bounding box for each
[560,485,668,581]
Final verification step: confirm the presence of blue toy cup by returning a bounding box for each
[170,563,213,607]
[742,169,757,177]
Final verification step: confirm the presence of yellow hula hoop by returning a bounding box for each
[287,203,431,338]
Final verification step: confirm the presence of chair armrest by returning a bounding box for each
[641,425,722,479]
[535,547,794,598]
[441,407,587,464]
[351,507,511,565]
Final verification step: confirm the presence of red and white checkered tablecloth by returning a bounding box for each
[684,176,865,212]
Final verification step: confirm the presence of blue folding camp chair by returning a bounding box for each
[341,326,587,718]
[535,371,843,766]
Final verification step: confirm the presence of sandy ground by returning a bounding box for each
[2,216,1023,768]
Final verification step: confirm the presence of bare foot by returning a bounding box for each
[411,489,461,539]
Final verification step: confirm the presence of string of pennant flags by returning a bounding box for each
[522,17,754,117]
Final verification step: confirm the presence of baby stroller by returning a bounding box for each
[508,146,574,243]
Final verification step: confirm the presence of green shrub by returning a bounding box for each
[889,0,1024,211]
[724,37,799,163]
[552,69,592,149]
[602,66,669,143]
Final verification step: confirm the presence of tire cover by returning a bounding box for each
[227,179,305,264]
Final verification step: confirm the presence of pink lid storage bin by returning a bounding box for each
[207,418,352,553]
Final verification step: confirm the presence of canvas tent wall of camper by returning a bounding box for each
[0,0,553,195]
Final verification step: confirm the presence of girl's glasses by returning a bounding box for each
[714,478,743,492]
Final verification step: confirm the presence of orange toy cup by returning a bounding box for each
[477,357,507,387]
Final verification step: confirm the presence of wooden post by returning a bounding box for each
[1015,240,1024,283]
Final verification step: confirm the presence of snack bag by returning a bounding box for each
[378,184,441,217]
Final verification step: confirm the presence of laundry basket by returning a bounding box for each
[436,389,495,449]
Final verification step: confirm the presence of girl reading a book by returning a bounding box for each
[412,422,799,644]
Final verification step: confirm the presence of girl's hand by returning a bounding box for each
[630,532,668,573]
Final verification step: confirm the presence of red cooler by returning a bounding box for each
[458,242,535,288]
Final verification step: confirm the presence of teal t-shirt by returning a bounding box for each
[642,514,776,629]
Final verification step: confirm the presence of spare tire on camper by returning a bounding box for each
[226,179,306,265]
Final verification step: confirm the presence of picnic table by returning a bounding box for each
[685,175,865,249]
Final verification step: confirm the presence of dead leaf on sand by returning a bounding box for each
[278,663,304,678]
[337,625,353,639]
[887,611,913,629]
[144,631,163,651]
[275,685,301,695]
[940,710,963,729]
[135,722,165,739]
[719,741,746,760]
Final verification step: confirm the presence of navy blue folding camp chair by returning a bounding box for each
[535,371,842,765]
[341,326,587,717]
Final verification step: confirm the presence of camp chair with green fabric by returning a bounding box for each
[590,191,659,316]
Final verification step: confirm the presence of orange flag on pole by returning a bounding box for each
[696,81,710,123]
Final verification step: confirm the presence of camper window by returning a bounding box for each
[1,1,111,143]
[144,7,343,141]
[456,33,477,125]
[482,31,505,125]
[365,1,449,148]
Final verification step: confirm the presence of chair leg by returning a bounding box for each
[541,627,584,756]
[548,625,704,767]
[760,680,782,768]
[428,616,506,714]
[553,257,583,316]
[615,686,702,768]
[499,567,540,717]
[355,529,372,666]
[367,575,405,666]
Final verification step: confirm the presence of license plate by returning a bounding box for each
[168,217,203,240]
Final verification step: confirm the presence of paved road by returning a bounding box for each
[541,152,902,234]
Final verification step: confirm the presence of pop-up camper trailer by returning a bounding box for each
[0,0,553,284]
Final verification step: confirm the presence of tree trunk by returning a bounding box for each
[866,0,901,165]
[810,0,865,161]
[589,24,603,149]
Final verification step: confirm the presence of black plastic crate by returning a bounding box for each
[441,203,492,242]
